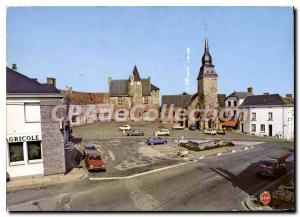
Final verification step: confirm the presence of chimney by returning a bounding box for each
[31,78,38,82]
[47,77,56,87]
[285,94,293,99]
[263,92,269,95]
[247,87,253,96]
[12,64,17,70]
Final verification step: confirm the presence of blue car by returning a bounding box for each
[189,124,197,130]
[147,137,167,145]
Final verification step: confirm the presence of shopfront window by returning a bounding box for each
[9,142,24,163]
[27,141,42,161]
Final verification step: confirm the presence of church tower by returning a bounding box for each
[129,65,143,105]
[197,37,219,128]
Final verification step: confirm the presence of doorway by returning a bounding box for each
[268,125,272,137]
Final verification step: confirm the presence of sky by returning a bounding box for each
[7,7,294,96]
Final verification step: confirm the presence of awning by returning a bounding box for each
[223,120,238,127]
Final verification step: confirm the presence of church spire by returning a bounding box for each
[205,37,209,53]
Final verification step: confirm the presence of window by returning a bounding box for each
[251,112,256,121]
[268,112,273,121]
[234,101,237,106]
[240,112,244,121]
[144,96,149,104]
[118,97,123,106]
[228,101,231,107]
[25,103,41,123]
[8,142,24,163]
[27,141,42,161]
[260,124,265,132]
[251,124,256,132]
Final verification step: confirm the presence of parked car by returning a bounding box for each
[255,159,287,178]
[188,124,197,130]
[83,144,97,156]
[172,124,185,130]
[85,152,106,172]
[126,129,144,136]
[117,125,131,131]
[155,128,170,136]
[147,136,167,145]
[203,129,217,135]
[217,129,226,135]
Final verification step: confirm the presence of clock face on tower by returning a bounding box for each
[130,74,134,82]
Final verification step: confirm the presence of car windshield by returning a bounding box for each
[89,155,101,160]
[259,161,276,167]
[85,146,96,150]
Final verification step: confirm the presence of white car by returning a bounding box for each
[172,124,185,130]
[155,128,170,136]
[117,125,131,131]
[203,129,217,135]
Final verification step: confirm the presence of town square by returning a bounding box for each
[5,6,294,212]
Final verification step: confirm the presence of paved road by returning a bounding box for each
[7,140,294,211]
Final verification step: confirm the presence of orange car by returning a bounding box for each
[85,152,106,172]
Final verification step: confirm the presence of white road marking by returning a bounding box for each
[217,152,222,156]
[244,147,249,150]
[89,161,192,181]
[125,180,160,210]
[107,150,115,161]
[231,150,236,153]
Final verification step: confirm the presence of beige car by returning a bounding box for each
[155,128,170,136]
[203,129,217,135]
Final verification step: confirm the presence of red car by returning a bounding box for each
[85,152,106,172]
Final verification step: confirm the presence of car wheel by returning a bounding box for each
[151,143,154,145]
[164,141,167,144]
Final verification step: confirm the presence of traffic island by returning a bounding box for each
[178,140,234,152]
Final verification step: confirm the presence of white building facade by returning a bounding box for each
[7,66,67,178]
[239,94,294,140]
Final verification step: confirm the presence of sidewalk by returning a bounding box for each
[242,169,294,211]
[7,168,87,191]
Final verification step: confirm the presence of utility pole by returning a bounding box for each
[185,47,190,93]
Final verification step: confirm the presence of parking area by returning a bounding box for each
[71,121,286,178]
[72,121,279,141]
[76,138,189,178]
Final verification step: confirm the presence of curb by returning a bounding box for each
[7,169,87,191]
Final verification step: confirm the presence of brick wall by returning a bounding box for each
[40,98,66,175]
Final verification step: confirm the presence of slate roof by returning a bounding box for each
[109,79,129,96]
[6,67,62,95]
[240,94,290,107]
[226,91,248,100]
[151,84,160,91]
[161,94,192,108]
[217,94,226,108]
[132,65,141,81]
[109,66,158,97]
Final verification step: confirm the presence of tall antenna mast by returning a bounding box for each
[185,47,190,93]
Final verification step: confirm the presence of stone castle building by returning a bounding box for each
[162,37,223,129]
[108,65,160,112]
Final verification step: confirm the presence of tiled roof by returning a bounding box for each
[240,94,286,107]
[61,90,109,104]
[161,94,192,108]
[6,67,61,95]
